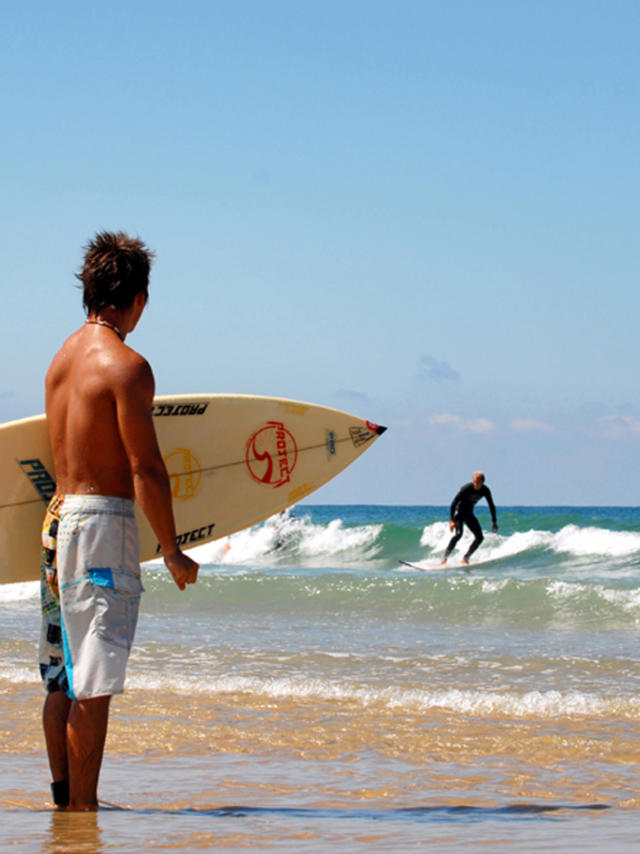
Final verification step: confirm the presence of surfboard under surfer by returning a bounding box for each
[39,231,199,811]
[440,471,498,565]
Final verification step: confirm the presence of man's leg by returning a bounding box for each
[66,695,112,810]
[441,520,464,564]
[463,514,484,563]
[43,690,72,807]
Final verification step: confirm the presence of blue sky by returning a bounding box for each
[2,1,639,505]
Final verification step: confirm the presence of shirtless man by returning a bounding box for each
[440,471,498,565]
[39,231,199,810]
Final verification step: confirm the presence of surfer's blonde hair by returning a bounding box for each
[473,471,485,484]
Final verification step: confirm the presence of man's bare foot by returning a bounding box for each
[439,558,447,565]
[461,557,469,566]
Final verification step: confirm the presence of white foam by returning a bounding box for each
[419,521,640,564]
[0,581,39,602]
[419,521,451,551]
[480,578,509,593]
[482,530,551,560]
[0,666,39,686]
[546,580,582,599]
[546,579,640,613]
[600,587,640,610]
[552,524,640,557]
[419,523,552,562]
[180,510,383,567]
[298,518,381,558]
[124,671,640,719]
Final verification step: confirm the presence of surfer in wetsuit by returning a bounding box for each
[440,471,498,565]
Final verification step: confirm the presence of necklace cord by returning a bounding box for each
[85,318,123,340]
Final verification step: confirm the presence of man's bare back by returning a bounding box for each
[46,322,149,500]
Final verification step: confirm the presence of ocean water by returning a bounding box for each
[1,505,639,852]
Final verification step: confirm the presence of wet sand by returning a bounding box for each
[1,683,638,852]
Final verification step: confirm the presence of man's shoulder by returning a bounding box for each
[111,344,153,388]
[118,343,151,370]
[453,482,473,503]
[45,328,84,386]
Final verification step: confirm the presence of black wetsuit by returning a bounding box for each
[444,482,497,561]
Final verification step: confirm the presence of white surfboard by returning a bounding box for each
[399,559,470,573]
[0,394,386,584]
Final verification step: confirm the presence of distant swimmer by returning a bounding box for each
[440,471,498,565]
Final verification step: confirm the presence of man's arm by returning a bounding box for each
[484,487,498,531]
[114,356,199,590]
[449,485,466,531]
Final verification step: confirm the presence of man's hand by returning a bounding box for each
[164,550,199,591]
[492,524,498,532]
[449,519,456,532]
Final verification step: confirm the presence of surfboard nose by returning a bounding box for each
[365,420,387,436]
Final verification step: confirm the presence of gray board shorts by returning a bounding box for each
[39,494,143,700]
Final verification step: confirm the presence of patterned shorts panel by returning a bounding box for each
[39,495,68,694]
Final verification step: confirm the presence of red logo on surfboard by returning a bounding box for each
[246,422,298,487]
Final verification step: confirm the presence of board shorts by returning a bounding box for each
[39,494,143,701]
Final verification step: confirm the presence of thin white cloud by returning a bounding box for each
[596,415,640,439]
[428,414,495,434]
[509,418,554,434]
